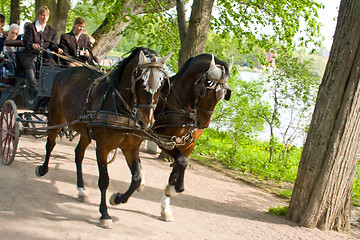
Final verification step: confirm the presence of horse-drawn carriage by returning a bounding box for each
[0,46,233,228]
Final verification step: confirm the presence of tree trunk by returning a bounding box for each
[176,0,187,46]
[10,0,21,24]
[286,0,360,231]
[92,0,176,61]
[54,0,70,38]
[177,0,214,68]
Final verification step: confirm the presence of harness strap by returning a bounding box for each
[21,119,82,131]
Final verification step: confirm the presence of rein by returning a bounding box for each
[42,48,102,73]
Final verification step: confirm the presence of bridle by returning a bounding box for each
[130,58,169,115]
[145,55,232,150]
[194,69,230,117]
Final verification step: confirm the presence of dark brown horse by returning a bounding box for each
[35,47,171,228]
[109,53,232,221]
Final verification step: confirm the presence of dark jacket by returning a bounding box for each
[20,22,59,69]
[59,31,95,65]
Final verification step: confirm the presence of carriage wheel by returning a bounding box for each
[0,100,20,165]
[107,148,117,164]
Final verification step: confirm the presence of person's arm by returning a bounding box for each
[58,35,70,65]
[4,39,24,47]
[48,28,60,53]
[23,24,36,51]
[59,34,69,54]
[84,36,97,62]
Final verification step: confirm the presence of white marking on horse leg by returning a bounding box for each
[160,193,174,222]
[99,219,112,229]
[137,166,145,192]
[165,185,180,197]
[77,187,90,203]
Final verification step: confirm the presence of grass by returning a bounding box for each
[191,128,360,205]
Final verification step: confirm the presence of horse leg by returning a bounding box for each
[110,148,143,205]
[96,148,112,229]
[75,135,91,202]
[160,148,188,221]
[35,128,61,177]
[166,148,187,194]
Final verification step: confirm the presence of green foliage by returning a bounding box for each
[211,72,269,142]
[268,205,289,216]
[193,129,301,182]
[118,12,181,71]
[69,0,108,34]
[352,161,360,207]
[259,51,321,161]
[0,0,34,25]
[278,189,293,199]
[0,0,10,20]
[215,0,323,53]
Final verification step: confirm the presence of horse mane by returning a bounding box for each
[109,47,158,82]
[170,53,229,84]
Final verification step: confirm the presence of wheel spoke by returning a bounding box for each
[0,100,19,165]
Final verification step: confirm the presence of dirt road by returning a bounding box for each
[0,136,359,240]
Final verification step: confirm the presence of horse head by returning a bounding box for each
[119,47,172,130]
[193,54,232,128]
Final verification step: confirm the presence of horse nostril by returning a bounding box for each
[137,121,145,129]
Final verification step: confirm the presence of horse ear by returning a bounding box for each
[208,55,223,79]
[228,57,234,73]
[158,53,174,65]
[138,50,147,65]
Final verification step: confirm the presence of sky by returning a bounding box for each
[317,0,341,50]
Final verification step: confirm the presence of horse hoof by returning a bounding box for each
[99,219,112,229]
[78,195,89,203]
[137,184,145,192]
[165,185,180,197]
[109,193,117,205]
[35,166,47,177]
[160,212,175,222]
[77,189,90,203]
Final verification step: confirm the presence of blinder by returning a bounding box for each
[131,54,170,119]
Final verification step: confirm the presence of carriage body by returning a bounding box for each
[0,66,66,109]
[0,64,69,165]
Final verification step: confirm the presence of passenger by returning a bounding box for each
[4,23,21,47]
[19,5,63,100]
[59,17,97,67]
[0,24,21,76]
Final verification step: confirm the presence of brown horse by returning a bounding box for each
[35,47,171,228]
[109,53,232,221]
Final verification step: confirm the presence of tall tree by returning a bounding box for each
[287,0,360,231]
